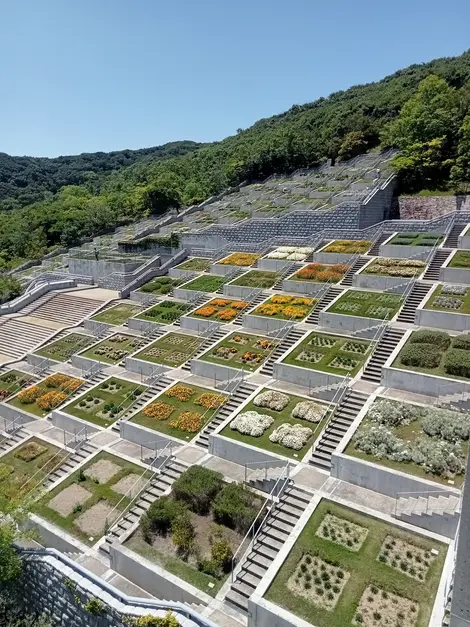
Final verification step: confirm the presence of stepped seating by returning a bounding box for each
[305,286,344,325]
[310,390,369,470]
[361,327,406,384]
[24,293,106,325]
[340,256,369,286]
[396,282,432,323]
[0,319,54,360]
[422,249,452,281]
[259,328,306,376]
[225,483,311,613]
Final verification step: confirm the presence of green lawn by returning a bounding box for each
[0,370,33,400]
[138,276,180,295]
[449,250,470,269]
[388,232,443,246]
[61,378,146,428]
[282,331,373,377]
[327,290,402,320]
[181,275,226,292]
[8,374,84,418]
[34,451,151,545]
[130,383,227,442]
[35,333,95,362]
[135,300,192,325]
[91,303,140,326]
[200,332,279,372]
[251,295,316,321]
[133,332,201,367]
[221,390,328,460]
[175,257,211,272]
[229,270,279,289]
[266,500,447,627]
[80,334,147,365]
[424,284,470,314]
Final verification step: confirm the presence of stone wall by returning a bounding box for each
[398,195,470,220]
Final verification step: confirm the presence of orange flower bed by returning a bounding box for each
[18,385,42,404]
[283,305,308,319]
[169,411,202,433]
[256,304,283,316]
[216,308,238,320]
[36,391,67,410]
[44,374,70,389]
[195,393,227,409]
[165,385,194,401]
[271,295,293,304]
[219,253,259,266]
[143,401,174,421]
[257,339,275,350]
[231,301,248,310]
[59,378,82,392]
[194,306,218,318]
[295,263,348,283]
[211,299,231,307]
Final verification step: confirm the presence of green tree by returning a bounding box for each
[451,114,470,192]
[337,131,368,161]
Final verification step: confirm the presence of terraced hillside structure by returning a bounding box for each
[326,290,402,320]
[91,302,140,326]
[79,334,147,365]
[180,275,227,292]
[0,369,33,400]
[132,332,201,367]
[423,284,470,313]
[189,298,248,322]
[200,332,280,372]
[139,276,182,295]
[135,300,192,325]
[8,373,83,418]
[388,232,444,246]
[174,257,211,272]
[35,332,95,362]
[229,270,279,289]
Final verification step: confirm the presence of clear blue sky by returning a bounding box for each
[1,0,469,157]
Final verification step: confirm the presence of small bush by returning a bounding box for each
[444,348,470,379]
[145,496,188,534]
[172,466,223,515]
[213,483,258,533]
[452,335,470,351]
[171,514,195,558]
[197,559,220,578]
[409,329,451,349]
[134,612,180,627]
[400,343,441,369]
[211,539,233,572]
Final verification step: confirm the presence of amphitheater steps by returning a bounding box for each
[181,329,227,372]
[361,328,406,384]
[310,390,368,471]
[367,233,392,256]
[396,282,432,323]
[0,319,54,359]
[305,287,344,325]
[259,328,306,376]
[422,249,452,282]
[24,293,107,325]
[19,293,55,315]
[340,256,369,286]
[444,224,466,248]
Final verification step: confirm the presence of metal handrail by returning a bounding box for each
[309,374,351,451]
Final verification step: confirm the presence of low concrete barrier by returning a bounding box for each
[379,243,435,260]
[353,272,412,294]
[318,310,382,339]
[440,266,470,285]
[382,364,470,398]
[415,307,470,332]
[50,409,101,436]
[0,279,76,316]
[273,362,344,401]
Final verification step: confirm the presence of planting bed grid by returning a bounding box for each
[0,370,34,401]
[388,232,443,246]
[8,373,84,418]
[91,303,140,326]
[266,500,447,627]
[35,333,95,362]
[138,276,181,295]
[449,251,470,268]
[228,270,279,289]
[79,333,148,365]
[200,332,280,372]
[282,331,373,376]
[180,275,227,292]
[189,298,249,322]
[252,295,316,321]
[424,284,470,314]
[135,300,192,325]
[326,290,402,320]
[361,259,426,278]
[132,332,202,367]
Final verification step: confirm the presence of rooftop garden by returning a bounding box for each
[131,383,227,441]
[292,263,349,283]
[345,398,468,486]
[266,246,314,261]
[175,257,211,272]
[362,258,426,278]
[91,303,140,326]
[135,300,192,325]
[80,334,147,365]
[393,329,470,381]
[322,240,371,254]
[139,276,182,295]
[35,452,151,545]
[0,369,33,401]
[388,232,443,246]
[200,332,279,372]
[61,377,146,428]
[229,270,279,289]
[8,373,83,418]
[252,295,315,321]
[327,290,402,320]
[0,437,66,500]
[266,499,447,627]
[217,253,260,266]
[125,466,261,596]
[221,388,328,460]
[282,332,372,377]
[424,284,470,314]
[190,298,248,322]
[180,275,226,292]
[132,332,200,368]
[449,250,470,269]
[35,332,95,362]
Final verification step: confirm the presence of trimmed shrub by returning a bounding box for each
[400,343,441,369]
[172,466,223,515]
[145,496,188,534]
[444,349,470,379]
[409,330,451,349]
[171,514,195,557]
[453,336,470,351]
[197,559,220,577]
[213,483,258,533]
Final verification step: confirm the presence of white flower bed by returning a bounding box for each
[269,423,313,450]
[266,246,313,261]
[230,411,274,437]
[291,400,324,423]
[253,390,289,411]
[441,284,468,295]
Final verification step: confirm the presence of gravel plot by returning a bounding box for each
[112,474,147,498]
[84,459,121,484]
[48,484,92,517]
[74,501,117,537]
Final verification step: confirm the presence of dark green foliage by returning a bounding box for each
[172,466,223,515]
[143,496,189,534]
[171,514,196,557]
[212,483,259,534]
[400,343,442,368]
[210,539,233,572]
[409,330,451,349]
[444,348,470,378]
[197,559,220,577]
[453,335,470,350]
[0,276,22,305]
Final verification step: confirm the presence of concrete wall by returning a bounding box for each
[179,315,222,333]
[173,286,204,301]
[127,316,163,334]
[242,313,294,334]
[209,433,289,467]
[457,233,470,249]
[26,353,59,370]
[223,283,263,299]
[273,362,344,401]
[312,251,354,264]
[50,409,100,436]
[0,279,76,316]
[450,447,470,626]
[318,310,382,339]
[0,401,38,428]
[282,279,327,295]
[69,257,141,281]
[382,365,470,398]
[415,307,470,332]
[258,258,295,272]
[440,266,470,285]
[379,243,434,260]
[125,356,169,377]
[120,420,174,449]
[353,271,412,294]
[209,262,241,276]
[191,359,242,384]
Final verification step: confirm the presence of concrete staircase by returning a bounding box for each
[0,427,29,456]
[361,327,406,384]
[367,233,391,256]
[233,292,267,326]
[101,458,190,552]
[443,224,466,248]
[422,249,452,282]
[0,319,54,360]
[216,270,243,293]
[310,389,368,470]
[195,381,258,449]
[395,492,461,538]
[43,440,98,488]
[396,282,432,323]
[24,292,107,326]
[19,292,55,315]
[225,483,311,613]
[112,376,174,432]
[181,329,227,372]
[259,328,306,376]
[340,256,369,286]
[272,262,303,290]
[305,287,344,325]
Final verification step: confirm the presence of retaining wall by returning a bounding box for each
[273,362,344,401]
[318,310,383,339]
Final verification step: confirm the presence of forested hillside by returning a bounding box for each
[1,49,470,268]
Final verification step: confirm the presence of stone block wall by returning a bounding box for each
[398,195,470,220]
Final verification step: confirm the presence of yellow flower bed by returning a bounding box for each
[219,253,260,266]
[164,385,194,401]
[195,393,227,409]
[169,411,202,432]
[255,295,313,319]
[18,385,42,404]
[143,401,174,421]
[36,391,67,410]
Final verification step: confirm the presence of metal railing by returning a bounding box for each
[309,374,351,452]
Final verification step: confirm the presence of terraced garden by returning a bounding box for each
[291,263,348,283]
[327,290,402,320]
[322,240,371,254]
[0,369,33,401]
[190,298,248,322]
[35,333,95,362]
[423,284,470,314]
[362,259,426,278]
[79,334,147,364]
[175,257,211,272]
[181,275,227,292]
[139,276,182,295]
[91,303,140,326]
[252,295,315,321]
[229,270,279,289]
[388,232,443,246]
[217,253,260,267]
[8,373,84,417]
[200,332,279,371]
[135,300,192,324]
[133,332,201,367]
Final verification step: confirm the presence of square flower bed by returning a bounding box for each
[388,232,443,247]
[0,369,33,401]
[327,290,402,320]
[34,452,151,545]
[139,276,182,295]
[217,252,260,266]
[266,246,314,262]
[362,258,426,278]
[190,298,249,322]
[181,275,227,292]
[252,295,316,321]
[124,466,262,596]
[91,303,140,326]
[292,263,349,283]
[135,300,192,325]
[322,240,371,254]
[61,378,147,428]
[132,332,201,367]
[8,373,84,417]
[79,334,147,365]
[228,270,279,289]
[424,284,470,314]
[345,397,469,486]
[266,500,446,627]
[35,333,95,362]
[449,251,470,268]
[393,329,470,381]
[175,257,211,272]
[200,332,279,372]
[282,332,372,376]
[131,383,227,441]
[221,388,328,459]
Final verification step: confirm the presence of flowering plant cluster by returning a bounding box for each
[291,400,324,423]
[323,240,371,254]
[36,391,67,410]
[295,263,348,283]
[194,306,218,318]
[255,295,313,320]
[434,296,463,310]
[442,284,468,295]
[231,301,248,310]
[169,411,202,432]
[216,309,238,321]
[195,393,227,409]
[241,352,264,365]
[366,258,425,278]
[256,339,275,350]
[219,253,259,266]
[230,411,274,436]
[44,374,82,392]
[165,385,194,401]
[254,390,289,411]
[143,402,174,421]
[211,299,231,307]
[18,385,42,404]
[266,246,313,261]
[269,423,313,450]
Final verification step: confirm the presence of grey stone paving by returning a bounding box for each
[201,456,246,482]
[292,465,329,492]
[322,477,395,515]
[175,445,206,464]
[106,573,154,598]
